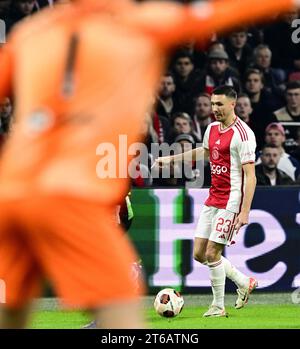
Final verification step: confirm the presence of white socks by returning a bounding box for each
[205,257,249,309]
[208,259,225,309]
[221,256,249,289]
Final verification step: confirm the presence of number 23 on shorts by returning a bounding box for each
[215,217,233,234]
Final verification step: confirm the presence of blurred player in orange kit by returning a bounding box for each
[0,0,298,329]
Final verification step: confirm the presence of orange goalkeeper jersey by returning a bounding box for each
[0,0,297,204]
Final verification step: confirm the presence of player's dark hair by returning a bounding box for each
[212,85,237,100]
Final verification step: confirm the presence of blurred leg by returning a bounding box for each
[31,196,146,327]
[0,199,41,329]
[0,304,31,329]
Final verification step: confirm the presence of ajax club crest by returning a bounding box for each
[212,148,219,160]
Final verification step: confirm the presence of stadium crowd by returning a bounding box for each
[0,0,300,187]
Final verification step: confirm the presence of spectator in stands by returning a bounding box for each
[175,40,207,69]
[245,25,264,48]
[255,144,295,185]
[273,81,300,153]
[235,93,253,127]
[0,97,12,133]
[0,0,11,20]
[252,44,286,98]
[142,111,170,151]
[172,51,201,115]
[225,28,252,76]
[6,0,37,33]
[291,127,300,163]
[169,111,200,144]
[192,93,213,142]
[256,122,300,181]
[129,158,153,188]
[174,133,199,185]
[243,68,279,149]
[208,41,226,53]
[0,97,13,149]
[36,0,55,9]
[264,9,300,74]
[199,49,241,95]
[155,73,178,120]
[153,133,197,187]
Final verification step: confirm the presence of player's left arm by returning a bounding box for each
[234,162,257,233]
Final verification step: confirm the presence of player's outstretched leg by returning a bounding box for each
[235,277,258,309]
[221,257,258,309]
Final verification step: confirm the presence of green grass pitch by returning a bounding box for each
[30,294,300,329]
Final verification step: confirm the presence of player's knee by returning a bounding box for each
[193,250,206,264]
[205,247,220,263]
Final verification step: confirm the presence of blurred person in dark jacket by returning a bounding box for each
[192,93,213,142]
[155,72,179,120]
[243,68,280,149]
[255,144,295,185]
[199,49,241,95]
[225,28,252,76]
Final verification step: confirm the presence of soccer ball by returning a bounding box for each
[153,288,184,318]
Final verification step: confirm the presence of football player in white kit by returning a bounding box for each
[155,86,258,317]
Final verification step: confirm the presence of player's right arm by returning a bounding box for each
[128,0,299,48]
[156,123,211,168]
[155,146,209,168]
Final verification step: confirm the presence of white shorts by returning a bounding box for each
[195,205,238,247]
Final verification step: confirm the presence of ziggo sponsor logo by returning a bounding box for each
[210,163,228,175]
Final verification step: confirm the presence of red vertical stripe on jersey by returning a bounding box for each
[235,122,246,141]
[240,120,249,140]
[235,122,244,141]
[237,120,248,141]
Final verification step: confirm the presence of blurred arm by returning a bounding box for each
[130,0,299,47]
[0,43,13,100]
[233,162,257,232]
[240,162,257,216]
